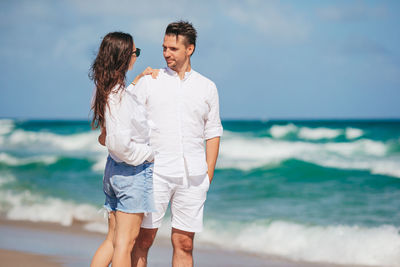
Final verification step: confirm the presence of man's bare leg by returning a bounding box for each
[131,228,158,267]
[171,228,195,267]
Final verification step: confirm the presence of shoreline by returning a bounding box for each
[0,218,369,267]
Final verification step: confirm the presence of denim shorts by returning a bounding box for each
[103,156,156,214]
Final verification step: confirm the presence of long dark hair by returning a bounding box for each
[89,32,133,129]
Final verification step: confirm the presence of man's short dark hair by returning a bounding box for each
[165,21,197,55]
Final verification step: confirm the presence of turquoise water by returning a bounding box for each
[0,119,399,266]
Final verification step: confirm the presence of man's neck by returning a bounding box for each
[172,61,191,80]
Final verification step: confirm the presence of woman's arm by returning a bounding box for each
[98,127,106,146]
[97,67,159,147]
[105,93,153,165]
[130,67,159,86]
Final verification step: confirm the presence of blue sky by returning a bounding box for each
[0,0,399,119]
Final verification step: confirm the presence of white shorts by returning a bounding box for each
[141,172,210,233]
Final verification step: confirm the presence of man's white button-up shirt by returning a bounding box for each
[133,67,223,177]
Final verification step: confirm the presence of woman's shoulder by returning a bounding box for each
[107,84,126,103]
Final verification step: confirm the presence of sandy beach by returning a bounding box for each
[0,249,63,267]
[0,218,354,267]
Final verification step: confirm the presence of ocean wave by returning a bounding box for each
[345,127,364,139]
[268,124,364,140]
[199,220,400,267]
[0,177,398,266]
[3,129,105,154]
[0,128,108,172]
[219,133,400,177]
[269,124,297,138]
[92,156,107,172]
[84,221,108,233]
[313,156,400,178]
[323,139,386,156]
[0,189,104,227]
[298,127,342,140]
[2,196,398,267]
[0,152,58,166]
[0,173,16,186]
[0,119,15,135]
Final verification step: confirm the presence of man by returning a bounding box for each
[102,21,222,266]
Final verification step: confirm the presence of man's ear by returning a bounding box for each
[187,44,194,56]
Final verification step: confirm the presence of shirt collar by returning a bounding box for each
[165,67,193,81]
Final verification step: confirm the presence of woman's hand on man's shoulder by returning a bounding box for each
[142,67,159,79]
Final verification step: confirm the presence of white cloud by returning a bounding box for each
[224,0,309,43]
[340,36,390,57]
[10,0,54,19]
[70,0,188,16]
[53,26,99,70]
[317,3,388,22]
[68,0,215,44]
[132,18,170,43]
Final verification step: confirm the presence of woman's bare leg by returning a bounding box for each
[112,211,143,267]
[90,212,116,267]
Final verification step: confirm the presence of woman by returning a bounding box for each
[89,32,157,267]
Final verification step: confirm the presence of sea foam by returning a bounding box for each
[92,156,107,172]
[0,119,15,135]
[199,220,400,267]
[269,124,364,141]
[269,124,297,138]
[0,173,16,186]
[5,129,104,154]
[1,177,399,267]
[1,128,108,174]
[219,132,399,177]
[0,152,58,166]
[0,189,103,227]
[345,127,364,139]
[298,127,342,140]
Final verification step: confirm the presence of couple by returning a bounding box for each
[89,21,223,267]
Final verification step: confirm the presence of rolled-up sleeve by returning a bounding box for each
[204,82,223,140]
[105,89,153,166]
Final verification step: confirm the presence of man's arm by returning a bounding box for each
[206,136,220,183]
[204,82,223,184]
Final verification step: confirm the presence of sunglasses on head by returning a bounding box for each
[132,48,141,57]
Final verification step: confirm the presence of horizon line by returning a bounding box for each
[1,116,400,122]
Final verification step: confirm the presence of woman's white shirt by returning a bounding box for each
[104,83,154,166]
